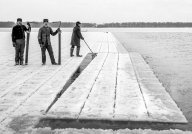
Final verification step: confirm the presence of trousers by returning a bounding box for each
[15,39,25,63]
[41,44,56,64]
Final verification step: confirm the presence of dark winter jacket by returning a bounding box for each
[38,26,58,45]
[71,25,84,46]
[12,25,29,42]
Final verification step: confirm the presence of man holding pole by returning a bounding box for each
[38,19,60,65]
[70,21,84,57]
[12,18,30,65]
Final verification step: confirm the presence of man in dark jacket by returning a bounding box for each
[70,21,84,57]
[12,18,30,65]
[38,19,60,65]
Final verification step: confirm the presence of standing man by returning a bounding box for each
[12,18,30,65]
[70,21,84,57]
[38,19,60,65]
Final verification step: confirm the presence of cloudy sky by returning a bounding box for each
[0,0,192,23]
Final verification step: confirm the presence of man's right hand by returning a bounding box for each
[13,42,16,47]
[40,44,43,48]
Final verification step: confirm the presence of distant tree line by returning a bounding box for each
[97,22,192,28]
[0,21,97,28]
[1,21,192,28]
[0,22,15,28]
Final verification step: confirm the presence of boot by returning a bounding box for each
[70,48,74,57]
[20,61,24,65]
[52,62,58,65]
[76,47,82,57]
[15,62,19,66]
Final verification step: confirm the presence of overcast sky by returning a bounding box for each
[0,0,192,23]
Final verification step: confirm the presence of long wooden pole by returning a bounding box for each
[25,22,31,65]
[58,21,61,65]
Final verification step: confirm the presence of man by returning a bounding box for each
[12,18,30,65]
[38,19,60,65]
[70,21,84,57]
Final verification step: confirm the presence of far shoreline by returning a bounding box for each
[1,27,192,33]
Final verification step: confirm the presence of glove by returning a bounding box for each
[57,28,61,33]
[38,39,42,45]
[27,22,31,32]
[13,42,16,47]
[40,44,43,48]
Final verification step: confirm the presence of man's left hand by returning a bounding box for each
[57,28,62,34]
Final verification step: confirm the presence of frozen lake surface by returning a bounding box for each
[0,28,192,132]
[113,31,192,130]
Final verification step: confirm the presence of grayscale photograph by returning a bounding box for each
[0,0,192,133]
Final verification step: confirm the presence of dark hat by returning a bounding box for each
[17,18,22,22]
[76,21,81,25]
[43,19,49,22]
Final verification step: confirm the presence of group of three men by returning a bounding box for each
[12,18,84,65]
